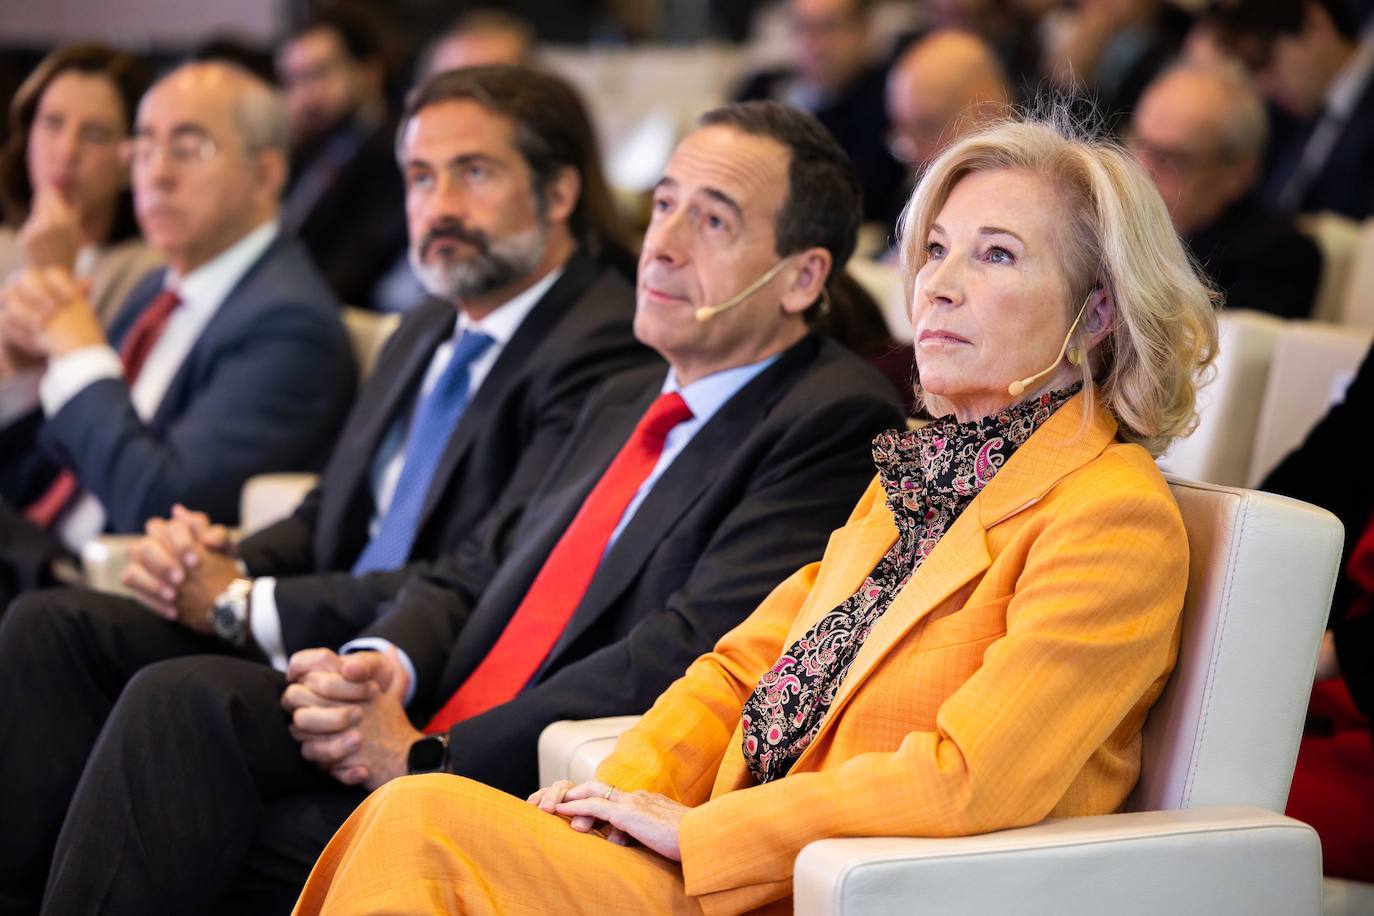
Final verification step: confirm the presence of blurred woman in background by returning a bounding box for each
[0,44,160,349]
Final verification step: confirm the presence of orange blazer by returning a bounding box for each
[596,392,1189,915]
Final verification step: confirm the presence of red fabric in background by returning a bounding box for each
[1286,677,1374,882]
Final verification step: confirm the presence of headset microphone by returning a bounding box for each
[1006,291,1096,398]
[694,259,791,322]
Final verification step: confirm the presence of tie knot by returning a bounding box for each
[452,329,496,363]
[147,289,182,320]
[638,391,694,443]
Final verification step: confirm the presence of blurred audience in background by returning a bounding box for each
[1043,0,1192,126]
[371,10,540,313]
[883,28,1010,249]
[0,60,353,607]
[1204,0,1374,219]
[905,0,1041,96]
[0,46,162,328]
[886,30,1010,175]
[275,6,407,308]
[735,0,907,228]
[416,9,536,80]
[1129,60,1321,317]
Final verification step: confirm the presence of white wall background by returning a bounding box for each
[0,0,284,47]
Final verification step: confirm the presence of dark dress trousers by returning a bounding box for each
[34,335,903,915]
[0,250,648,914]
[0,235,355,604]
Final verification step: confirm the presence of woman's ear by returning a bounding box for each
[1084,286,1115,348]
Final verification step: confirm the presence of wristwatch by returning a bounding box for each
[407,734,450,775]
[211,577,253,647]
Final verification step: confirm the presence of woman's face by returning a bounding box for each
[26,70,129,226]
[912,168,1082,422]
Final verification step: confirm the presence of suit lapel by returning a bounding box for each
[789,392,1118,769]
[431,384,652,697]
[536,337,819,672]
[318,302,455,557]
[147,237,291,429]
[347,302,455,474]
[412,251,600,531]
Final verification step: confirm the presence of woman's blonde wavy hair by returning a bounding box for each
[898,114,1219,457]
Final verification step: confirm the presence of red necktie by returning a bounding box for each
[424,391,694,732]
[24,289,182,528]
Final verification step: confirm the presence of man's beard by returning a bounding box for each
[410,218,547,302]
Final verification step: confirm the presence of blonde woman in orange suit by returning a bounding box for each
[294,115,1219,916]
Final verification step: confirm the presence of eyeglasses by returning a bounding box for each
[123,131,218,168]
[1125,134,1231,174]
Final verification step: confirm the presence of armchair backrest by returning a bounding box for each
[341,306,402,383]
[1246,321,1372,487]
[1128,478,1342,814]
[1156,310,1282,487]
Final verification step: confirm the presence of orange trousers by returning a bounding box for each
[293,774,705,915]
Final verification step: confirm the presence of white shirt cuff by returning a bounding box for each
[339,637,418,706]
[40,344,123,417]
[0,368,42,427]
[249,577,288,672]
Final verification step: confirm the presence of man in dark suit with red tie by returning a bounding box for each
[0,66,651,914]
[0,61,355,609]
[25,100,905,913]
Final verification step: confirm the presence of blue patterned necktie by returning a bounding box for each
[351,329,496,575]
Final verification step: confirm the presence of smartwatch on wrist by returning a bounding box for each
[407,733,449,775]
[211,577,253,647]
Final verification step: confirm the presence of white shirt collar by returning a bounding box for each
[661,352,781,424]
[164,219,280,317]
[455,263,565,345]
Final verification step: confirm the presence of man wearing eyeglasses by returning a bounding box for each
[0,60,355,609]
[1128,59,1321,318]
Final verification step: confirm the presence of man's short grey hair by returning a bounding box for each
[1163,58,1268,161]
[157,60,289,155]
[232,73,289,155]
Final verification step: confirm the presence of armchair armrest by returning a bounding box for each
[537,716,641,785]
[80,526,241,597]
[239,472,318,538]
[794,806,1321,916]
[80,534,143,596]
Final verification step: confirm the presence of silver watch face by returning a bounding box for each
[212,599,245,646]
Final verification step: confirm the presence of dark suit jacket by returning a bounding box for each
[1261,342,1374,717]
[290,116,408,309]
[0,233,354,531]
[236,251,654,653]
[362,334,905,795]
[1261,73,1374,220]
[1187,194,1322,319]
